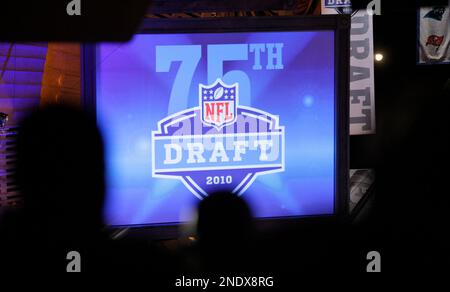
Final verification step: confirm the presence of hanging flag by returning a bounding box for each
[418,6,450,64]
[322,0,376,135]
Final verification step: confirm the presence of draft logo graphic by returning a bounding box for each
[324,0,352,8]
[152,79,285,199]
[200,79,238,129]
[324,0,355,15]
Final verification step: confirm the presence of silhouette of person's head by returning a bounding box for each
[196,190,253,248]
[15,105,105,247]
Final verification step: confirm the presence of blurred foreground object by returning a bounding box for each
[1,1,151,41]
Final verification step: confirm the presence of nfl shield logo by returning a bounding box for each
[199,79,238,129]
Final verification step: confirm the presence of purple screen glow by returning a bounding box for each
[97,31,336,226]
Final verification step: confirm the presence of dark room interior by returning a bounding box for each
[1,0,449,285]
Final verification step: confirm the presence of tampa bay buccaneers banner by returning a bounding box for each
[98,30,338,225]
[418,6,450,64]
[322,0,376,135]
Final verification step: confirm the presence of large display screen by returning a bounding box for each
[96,30,336,226]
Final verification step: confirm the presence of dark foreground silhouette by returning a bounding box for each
[0,105,170,273]
[195,190,256,271]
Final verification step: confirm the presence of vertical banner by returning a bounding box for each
[418,6,450,64]
[322,0,376,135]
